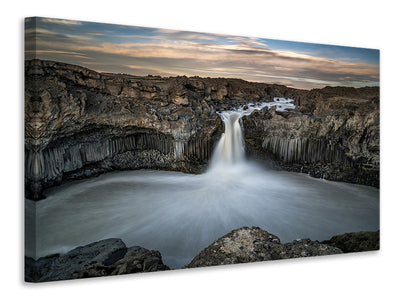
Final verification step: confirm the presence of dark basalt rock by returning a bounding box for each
[25,238,169,282]
[322,230,380,253]
[186,227,342,268]
[25,229,380,282]
[25,254,60,283]
[243,96,380,187]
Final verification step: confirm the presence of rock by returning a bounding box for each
[25,60,223,199]
[186,227,342,268]
[24,254,59,282]
[243,91,380,187]
[173,95,189,105]
[25,238,169,282]
[322,230,379,253]
[216,86,228,100]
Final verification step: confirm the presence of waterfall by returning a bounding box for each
[210,111,245,166]
[208,99,295,171]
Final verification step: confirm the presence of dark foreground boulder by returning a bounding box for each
[25,238,169,282]
[322,230,380,253]
[186,227,343,268]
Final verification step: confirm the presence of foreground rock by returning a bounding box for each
[322,230,379,253]
[25,238,169,282]
[186,227,343,268]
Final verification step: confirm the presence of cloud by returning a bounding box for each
[155,29,222,42]
[227,36,268,48]
[40,18,82,26]
[67,41,378,78]
[25,50,92,60]
[27,22,379,89]
[26,27,96,43]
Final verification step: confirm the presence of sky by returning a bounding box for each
[25,17,380,90]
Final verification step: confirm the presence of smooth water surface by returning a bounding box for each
[28,166,379,269]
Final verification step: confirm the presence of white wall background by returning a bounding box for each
[2,0,399,299]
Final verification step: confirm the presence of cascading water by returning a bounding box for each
[210,111,245,166]
[208,100,295,172]
[27,98,379,269]
[182,101,282,164]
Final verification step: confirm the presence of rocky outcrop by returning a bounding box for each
[25,59,225,199]
[243,88,379,187]
[322,230,380,253]
[25,59,379,199]
[186,227,342,268]
[25,238,169,282]
[25,229,380,282]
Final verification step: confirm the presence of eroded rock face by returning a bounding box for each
[25,60,226,199]
[25,59,379,199]
[186,227,342,268]
[243,88,380,187]
[25,238,169,282]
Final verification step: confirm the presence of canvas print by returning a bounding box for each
[24,17,380,282]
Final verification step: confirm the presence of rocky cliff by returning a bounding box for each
[25,59,379,199]
[243,86,379,186]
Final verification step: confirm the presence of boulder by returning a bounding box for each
[186,227,342,268]
[25,238,169,282]
[322,230,379,253]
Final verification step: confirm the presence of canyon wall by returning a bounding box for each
[243,87,379,186]
[25,59,379,199]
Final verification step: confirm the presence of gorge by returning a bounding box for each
[26,76,379,270]
[25,59,379,200]
[25,59,380,278]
